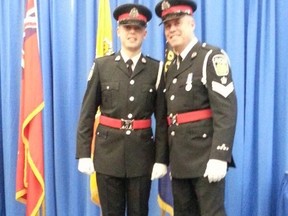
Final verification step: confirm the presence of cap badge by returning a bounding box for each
[162,1,171,10]
[129,7,139,18]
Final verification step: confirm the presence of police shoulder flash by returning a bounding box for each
[212,54,229,76]
[145,55,159,62]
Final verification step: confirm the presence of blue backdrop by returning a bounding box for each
[1,0,288,215]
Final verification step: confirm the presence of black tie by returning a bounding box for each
[176,55,182,70]
[126,59,133,77]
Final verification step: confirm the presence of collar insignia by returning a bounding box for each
[191,52,197,59]
[115,55,121,61]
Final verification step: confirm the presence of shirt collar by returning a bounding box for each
[120,50,141,67]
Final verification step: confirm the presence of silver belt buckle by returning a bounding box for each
[169,114,178,125]
[172,114,178,125]
[121,119,134,130]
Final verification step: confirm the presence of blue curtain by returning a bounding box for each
[1,0,288,215]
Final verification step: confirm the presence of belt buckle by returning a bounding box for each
[169,114,178,125]
[121,119,134,130]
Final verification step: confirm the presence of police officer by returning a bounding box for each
[155,0,237,215]
[76,3,168,216]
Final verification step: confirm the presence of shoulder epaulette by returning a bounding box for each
[201,43,220,52]
[96,52,115,60]
[145,55,160,63]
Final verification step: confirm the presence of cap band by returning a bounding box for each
[118,13,147,22]
[161,5,193,17]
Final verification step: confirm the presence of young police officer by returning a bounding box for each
[76,3,168,216]
[155,0,237,215]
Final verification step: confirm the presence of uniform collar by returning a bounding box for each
[120,50,142,67]
[179,37,198,61]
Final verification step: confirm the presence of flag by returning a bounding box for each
[158,43,175,216]
[95,0,113,58]
[90,0,113,205]
[15,0,45,215]
[158,168,174,216]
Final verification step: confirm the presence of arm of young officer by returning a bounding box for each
[78,158,95,175]
[151,61,169,181]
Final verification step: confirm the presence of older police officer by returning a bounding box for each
[155,0,237,215]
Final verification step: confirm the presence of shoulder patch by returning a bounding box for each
[212,54,229,76]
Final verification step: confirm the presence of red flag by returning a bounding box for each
[15,0,45,215]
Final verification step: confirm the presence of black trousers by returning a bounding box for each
[172,177,226,216]
[96,172,151,216]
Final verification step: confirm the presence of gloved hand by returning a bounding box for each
[203,159,227,183]
[78,158,95,175]
[151,163,168,180]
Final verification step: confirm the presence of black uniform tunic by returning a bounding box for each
[76,52,168,178]
[165,42,237,178]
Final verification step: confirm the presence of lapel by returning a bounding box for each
[165,42,201,89]
[114,52,131,77]
[131,54,146,78]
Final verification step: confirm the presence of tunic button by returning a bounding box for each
[127,113,133,119]
[130,80,135,85]
[202,133,207,138]
[171,131,175,136]
[170,95,175,101]
[173,78,177,84]
[126,130,131,135]
[149,88,153,92]
[106,86,110,90]
[129,96,135,101]
[163,89,166,93]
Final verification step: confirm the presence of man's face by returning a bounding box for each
[164,15,195,53]
[117,24,147,52]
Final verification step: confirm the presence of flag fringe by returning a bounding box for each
[157,195,174,216]
[17,101,45,216]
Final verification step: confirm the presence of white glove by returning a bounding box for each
[78,158,95,175]
[151,163,168,180]
[203,159,227,183]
